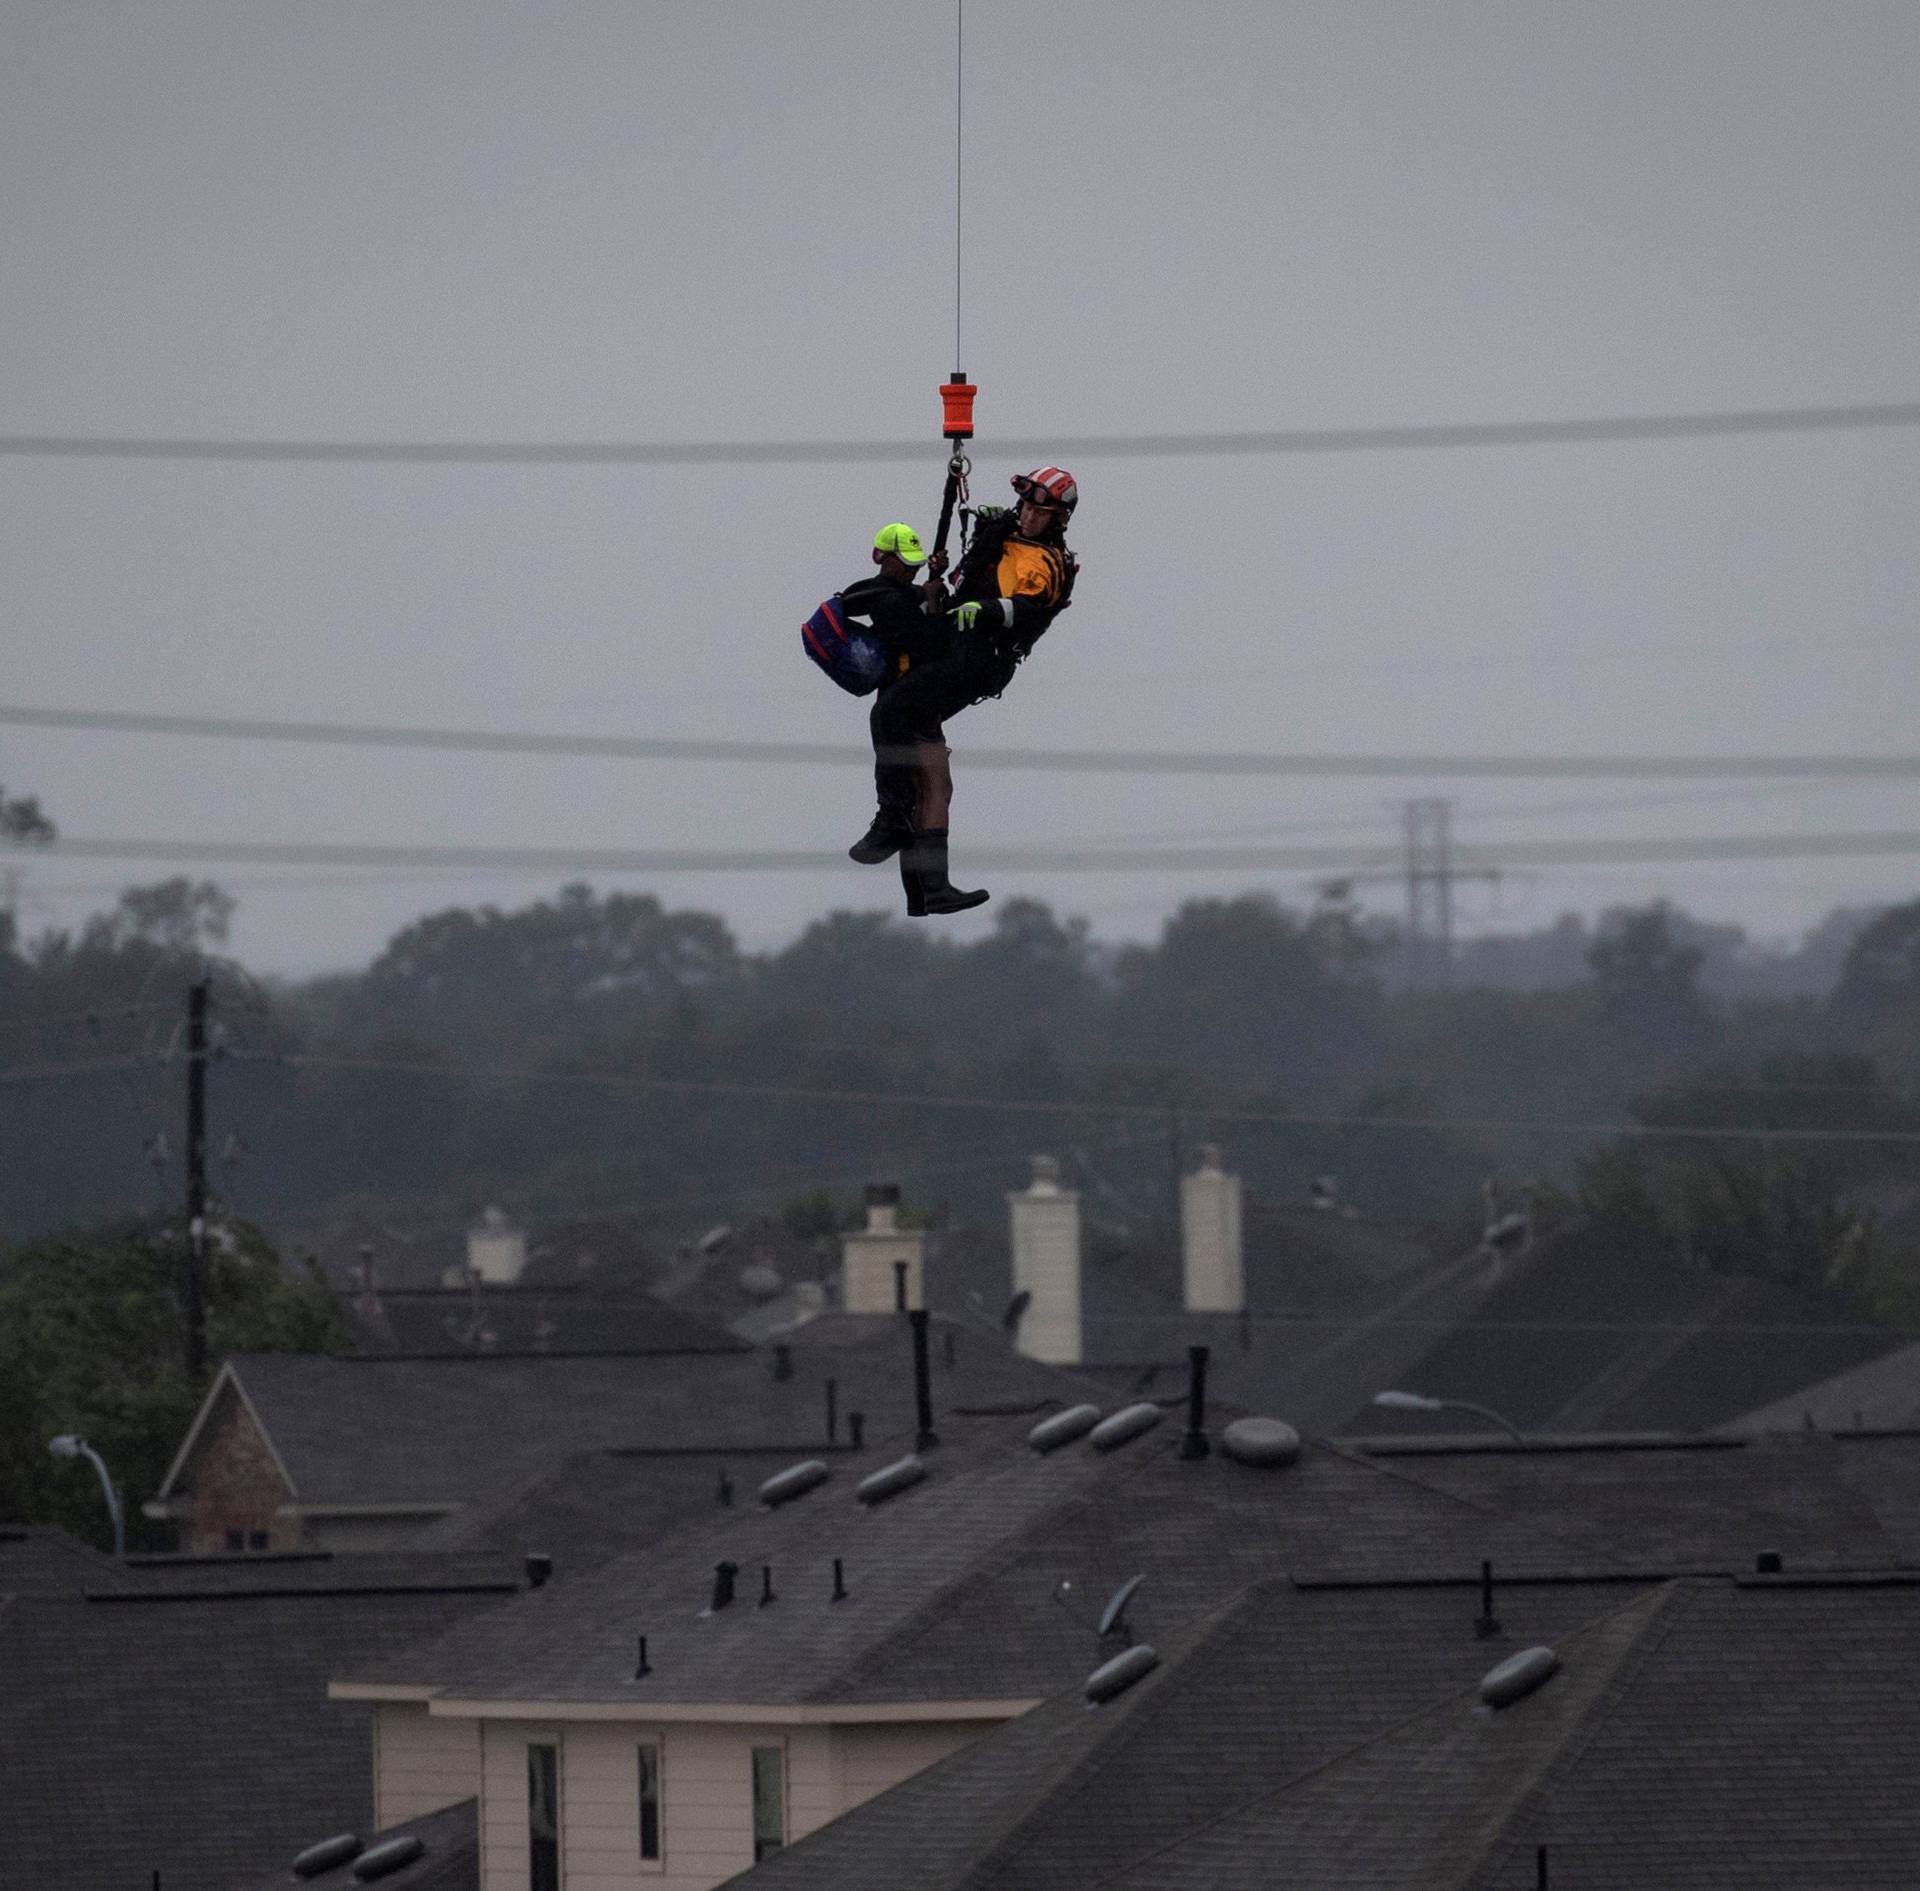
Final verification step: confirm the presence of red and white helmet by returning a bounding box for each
[1011,465,1078,514]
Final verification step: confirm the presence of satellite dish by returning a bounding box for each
[1002,1289,1032,1335]
[1098,1574,1145,1640]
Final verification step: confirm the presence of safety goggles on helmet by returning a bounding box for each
[1011,465,1078,514]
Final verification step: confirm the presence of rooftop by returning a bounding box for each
[729,1569,1920,1891]
[336,1397,1638,1714]
[0,1549,520,1891]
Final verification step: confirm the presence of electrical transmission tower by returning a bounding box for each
[1400,799,1502,988]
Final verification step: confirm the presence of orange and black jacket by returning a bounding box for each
[950,508,1078,660]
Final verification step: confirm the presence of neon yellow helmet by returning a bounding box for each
[873,522,928,566]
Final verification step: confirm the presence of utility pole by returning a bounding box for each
[1402,798,1455,988]
[184,978,209,1380]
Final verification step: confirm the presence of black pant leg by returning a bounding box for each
[869,649,995,816]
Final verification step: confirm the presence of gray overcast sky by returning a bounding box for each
[4,1,1917,972]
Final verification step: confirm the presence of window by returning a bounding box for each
[247,1530,269,1551]
[528,1742,560,1891]
[224,1530,245,1552]
[751,1746,785,1861]
[637,1742,662,1863]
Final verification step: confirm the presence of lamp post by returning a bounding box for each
[48,1434,125,1556]
[1371,1389,1525,1444]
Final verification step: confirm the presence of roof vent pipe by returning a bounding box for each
[848,1411,866,1450]
[633,1634,650,1679]
[1537,1843,1549,1890]
[758,1459,832,1507]
[772,1342,793,1383]
[760,1564,776,1607]
[1028,1403,1102,1452]
[825,1377,838,1444]
[524,1553,553,1589]
[1085,1643,1159,1706]
[708,1561,739,1613]
[856,1454,927,1506]
[352,1836,426,1883]
[1479,1645,1559,1709]
[1089,1402,1162,1453]
[1475,1559,1501,1639]
[832,1557,848,1602]
[910,1308,939,1451]
[717,1470,734,1507]
[1180,1345,1211,1460]
[292,1836,363,1879]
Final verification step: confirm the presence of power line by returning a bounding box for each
[10,703,1920,782]
[30,826,1920,878]
[237,1050,1920,1147]
[0,401,1915,467]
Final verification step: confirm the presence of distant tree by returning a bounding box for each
[83,877,235,954]
[1576,1056,1920,1315]
[1111,895,1366,1091]
[364,883,743,1048]
[1829,897,1920,1089]
[0,787,55,846]
[1584,901,1713,1052]
[0,1217,346,1548]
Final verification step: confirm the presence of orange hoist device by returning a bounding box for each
[931,372,976,568]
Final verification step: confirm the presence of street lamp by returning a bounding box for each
[1371,1389,1525,1444]
[48,1434,126,1556]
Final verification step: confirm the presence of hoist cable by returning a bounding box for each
[954,0,964,373]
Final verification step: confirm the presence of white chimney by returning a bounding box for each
[1009,1156,1081,1364]
[840,1184,924,1313]
[1181,1145,1244,1312]
[466,1206,527,1284]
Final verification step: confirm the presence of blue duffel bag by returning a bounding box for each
[801,594,890,697]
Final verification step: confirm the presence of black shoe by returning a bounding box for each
[904,828,989,916]
[899,847,927,918]
[849,810,912,865]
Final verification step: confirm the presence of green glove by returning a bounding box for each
[953,600,984,633]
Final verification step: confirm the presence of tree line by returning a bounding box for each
[6,873,1920,1281]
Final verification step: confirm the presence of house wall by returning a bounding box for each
[375,1702,483,1828]
[177,1382,300,1554]
[470,1714,998,1891]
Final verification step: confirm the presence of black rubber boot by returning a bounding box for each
[899,846,927,918]
[905,828,989,916]
[849,808,912,866]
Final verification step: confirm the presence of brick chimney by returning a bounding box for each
[841,1184,924,1313]
[466,1206,527,1284]
[1009,1156,1081,1364]
[1181,1145,1244,1313]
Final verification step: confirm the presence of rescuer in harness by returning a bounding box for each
[849,465,1080,916]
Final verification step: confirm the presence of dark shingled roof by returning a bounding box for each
[1079,1217,1905,1437]
[728,1571,1920,1891]
[1344,1220,1904,1435]
[0,1561,519,1891]
[231,1797,476,1891]
[1727,1338,1920,1433]
[1353,1427,1920,1571]
[194,1313,1103,1527]
[0,1524,141,1597]
[339,1282,740,1357]
[338,1404,1636,1711]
